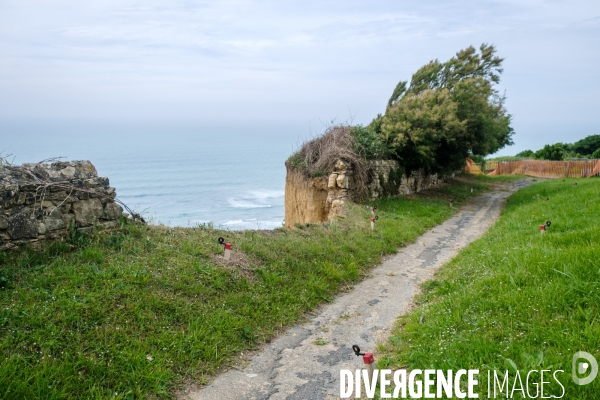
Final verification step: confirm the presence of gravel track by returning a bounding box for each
[182,180,533,400]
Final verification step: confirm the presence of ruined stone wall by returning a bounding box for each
[0,161,124,251]
[367,160,440,198]
[284,159,443,227]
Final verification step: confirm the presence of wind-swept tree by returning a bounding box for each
[376,44,514,174]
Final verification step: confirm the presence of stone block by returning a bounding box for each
[7,208,38,239]
[41,200,55,208]
[72,198,103,226]
[0,216,7,229]
[24,192,36,205]
[98,176,109,187]
[336,174,348,189]
[334,160,347,171]
[58,202,71,214]
[46,207,62,218]
[6,205,25,216]
[62,213,74,227]
[327,174,338,189]
[102,202,123,220]
[43,217,65,231]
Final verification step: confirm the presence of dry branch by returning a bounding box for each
[289,125,369,200]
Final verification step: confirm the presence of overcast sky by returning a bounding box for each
[0,0,598,154]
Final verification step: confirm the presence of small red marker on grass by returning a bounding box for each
[218,237,232,260]
[540,221,551,235]
[353,345,375,386]
[370,215,379,231]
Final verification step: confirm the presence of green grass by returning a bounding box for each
[0,174,510,399]
[379,177,600,398]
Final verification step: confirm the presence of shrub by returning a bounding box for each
[515,149,534,157]
[378,44,514,174]
[534,143,566,160]
[350,125,391,160]
[572,134,600,156]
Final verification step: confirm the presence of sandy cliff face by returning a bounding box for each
[284,158,445,228]
[284,164,329,227]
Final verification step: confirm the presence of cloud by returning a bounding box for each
[0,0,598,153]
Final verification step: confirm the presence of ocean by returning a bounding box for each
[2,120,308,230]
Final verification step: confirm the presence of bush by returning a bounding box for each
[350,125,391,160]
[378,44,514,174]
[572,134,600,156]
[381,88,469,174]
[515,149,534,157]
[534,143,566,160]
[287,45,516,180]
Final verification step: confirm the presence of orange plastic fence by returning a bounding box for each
[485,161,499,172]
[464,158,484,174]
[488,159,600,178]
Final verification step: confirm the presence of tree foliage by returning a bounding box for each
[387,81,407,108]
[572,134,600,156]
[350,124,391,160]
[378,44,514,174]
[515,149,534,158]
[534,143,565,161]
[508,135,600,161]
[381,89,468,173]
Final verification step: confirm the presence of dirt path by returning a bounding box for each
[181,180,533,400]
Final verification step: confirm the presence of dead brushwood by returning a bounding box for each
[288,125,369,201]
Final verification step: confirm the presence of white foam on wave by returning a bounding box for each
[247,189,284,199]
[227,189,283,209]
[221,219,245,226]
[220,219,283,229]
[228,199,273,208]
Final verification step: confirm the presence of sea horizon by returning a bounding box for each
[2,119,314,230]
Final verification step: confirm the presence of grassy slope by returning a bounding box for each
[380,177,600,398]
[0,175,508,399]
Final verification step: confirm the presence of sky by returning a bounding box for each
[0,0,599,155]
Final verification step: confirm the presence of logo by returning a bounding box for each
[572,351,598,385]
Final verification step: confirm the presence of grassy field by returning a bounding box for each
[0,174,509,399]
[379,177,600,398]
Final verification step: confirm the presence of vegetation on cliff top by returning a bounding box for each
[289,44,514,177]
[0,174,509,399]
[287,125,371,199]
